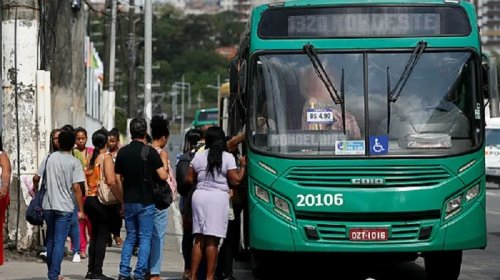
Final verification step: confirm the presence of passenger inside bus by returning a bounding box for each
[377,75,471,142]
[300,67,361,139]
[256,102,275,134]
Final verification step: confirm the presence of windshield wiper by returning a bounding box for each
[303,43,346,134]
[388,40,427,103]
[303,43,343,105]
[386,41,427,134]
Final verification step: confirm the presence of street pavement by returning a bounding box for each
[0,201,186,280]
[1,184,499,280]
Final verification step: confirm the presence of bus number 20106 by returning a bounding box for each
[296,194,344,207]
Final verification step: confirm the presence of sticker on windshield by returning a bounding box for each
[335,140,365,155]
[306,109,334,123]
[369,135,388,155]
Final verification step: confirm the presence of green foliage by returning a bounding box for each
[91,3,245,122]
[152,4,245,118]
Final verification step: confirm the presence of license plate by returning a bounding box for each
[349,228,389,241]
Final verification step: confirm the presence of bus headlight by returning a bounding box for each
[465,184,480,201]
[445,196,462,219]
[255,185,270,203]
[274,196,290,215]
[274,196,292,221]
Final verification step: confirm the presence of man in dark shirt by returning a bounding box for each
[115,117,168,280]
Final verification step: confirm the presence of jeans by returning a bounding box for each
[119,203,155,279]
[44,210,73,280]
[69,207,80,254]
[149,208,168,275]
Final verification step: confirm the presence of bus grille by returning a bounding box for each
[286,165,450,187]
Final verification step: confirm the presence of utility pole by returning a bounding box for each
[103,0,117,130]
[181,75,185,133]
[2,0,39,249]
[109,0,117,93]
[127,0,138,117]
[144,0,152,122]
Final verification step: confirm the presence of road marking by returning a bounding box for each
[487,210,500,215]
[486,191,500,197]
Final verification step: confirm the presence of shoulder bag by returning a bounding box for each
[141,145,173,210]
[97,155,119,205]
[26,154,51,226]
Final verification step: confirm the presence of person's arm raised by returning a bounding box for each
[227,156,247,187]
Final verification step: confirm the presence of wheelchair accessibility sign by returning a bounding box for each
[369,135,388,155]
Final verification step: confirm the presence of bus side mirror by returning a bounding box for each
[229,59,247,94]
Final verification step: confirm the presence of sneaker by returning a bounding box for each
[117,276,133,280]
[72,253,81,263]
[85,272,96,279]
[39,251,47,262]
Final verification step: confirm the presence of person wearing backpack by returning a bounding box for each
[176,128,202,280]
[115,117,168,280]
[147,115,175,280]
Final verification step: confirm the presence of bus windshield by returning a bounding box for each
[249,51,480,157]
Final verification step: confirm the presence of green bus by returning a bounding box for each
[225,0,496,279]
[191,107,219,129]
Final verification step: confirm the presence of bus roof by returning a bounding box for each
[249,0,479,52]
[271,0,472,7]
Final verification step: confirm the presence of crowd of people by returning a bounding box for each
[0,115,247,280]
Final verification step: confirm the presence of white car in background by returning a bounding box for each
[485,116,500,184]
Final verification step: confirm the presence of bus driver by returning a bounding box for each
[300,67,361,139]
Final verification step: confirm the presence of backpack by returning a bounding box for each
[141,145,173,210]
[175,151,196,197]
[26,154,51,226]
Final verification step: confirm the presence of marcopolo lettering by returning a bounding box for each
[351,178,385,185]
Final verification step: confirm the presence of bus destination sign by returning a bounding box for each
[288,13,440,37]
[258,6,471,38]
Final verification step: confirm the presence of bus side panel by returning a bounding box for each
[248,195,296,251]
[442,193,487,250]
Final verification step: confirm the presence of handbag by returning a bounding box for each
[97,156,119,205]
[26,154,51,226]
[141,145,173,210]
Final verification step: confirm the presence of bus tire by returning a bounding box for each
[251,250,269,279]
[424,250,462,280]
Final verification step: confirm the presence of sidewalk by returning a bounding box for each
[0,202,185,280]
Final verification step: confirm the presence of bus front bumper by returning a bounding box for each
[248,195,487,253]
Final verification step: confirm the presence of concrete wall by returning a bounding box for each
[2,0,40,249]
